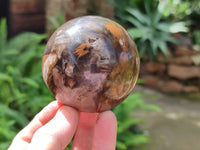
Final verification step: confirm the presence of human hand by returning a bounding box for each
[8,101,117,150]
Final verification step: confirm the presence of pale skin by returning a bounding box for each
[8,101,117,150]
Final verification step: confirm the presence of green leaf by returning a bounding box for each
[157,22,171,32]
[124,16,143,28]
[0,104,28,127]
[47,16,60,30]
[0,72,12,82]
[126,8,150,25]
[116,141,127,150]
[7,66,21,77]
[193,30,200,45]
[127,28,144,39]
[3,49,19,56]
[152,11,162,25]
[158,41,169,56]
[19,78,39,88]
[57,12,66,25]
[0,18,7,50]
[118,118,142,133]
[8,33,46,71]
[20,78,39,88]
[158,0,168,13]
[169,22,189,33]
[7,32,47,51]
[128,134,149,146]
[142,104,162,113]
[137,78,145,84]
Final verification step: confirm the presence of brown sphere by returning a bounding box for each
[42,16,140,112]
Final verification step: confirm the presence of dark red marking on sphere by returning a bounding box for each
[42,16,140,112]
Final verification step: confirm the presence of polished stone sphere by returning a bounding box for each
[42,16,140,112]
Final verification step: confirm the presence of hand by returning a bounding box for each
[8,101,117,150]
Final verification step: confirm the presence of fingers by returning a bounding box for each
[9,101,117,150]
[71,111,117,150]
[71,112,98,150]
[28,105,79,150]
[9,101,63,150]
[92,111,117,150]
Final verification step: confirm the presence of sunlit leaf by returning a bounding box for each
[127,28,144,39]
[0,104,28,127]
[169,22,189,33]
[126,8,151,25]
[19,78,39,88]
[0,73,12,82]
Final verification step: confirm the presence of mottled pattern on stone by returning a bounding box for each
[42,16,140,112]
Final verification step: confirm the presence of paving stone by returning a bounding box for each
[168,64,200,80]
[160,80,183,93]
[174,46,194,56]
[183,86,199,93]
[142,75,161,88]
[145,62,166,73]
[171,56,193,65]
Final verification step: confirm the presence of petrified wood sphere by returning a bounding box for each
[42,16,140,112]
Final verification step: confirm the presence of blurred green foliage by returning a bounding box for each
[109,0,188,59]
[160,0,200,22]
[159,0,200,47]
[193,30,200,46]
[112,93,161,150]
[0,17,161,150]
[0,18,54,149]
[126,6,187,58]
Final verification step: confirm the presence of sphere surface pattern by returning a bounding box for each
[42,16,140,112]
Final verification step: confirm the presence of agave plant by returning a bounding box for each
[115,1,188,58]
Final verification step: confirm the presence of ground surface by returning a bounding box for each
[134,85,200,150]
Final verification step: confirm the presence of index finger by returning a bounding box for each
[9,101,63,149]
